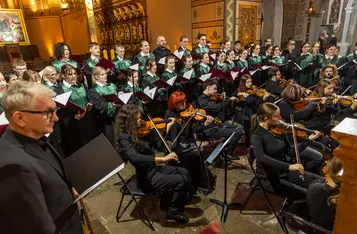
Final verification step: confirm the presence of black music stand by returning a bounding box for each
[204,127,243,223]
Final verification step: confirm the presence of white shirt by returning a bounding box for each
[127,81,134,87]
[46,81,55,87]
[200,63,209,68]
[63,80,74,88]
[96,81,105,87]
[165,69,174,73]
[147,71,155,77]
[140,51,150,57]
[198,44,205,48]
[117,56,123,61]
[91,55,100,61]
[180,46,186,51]
[325,54,334,60]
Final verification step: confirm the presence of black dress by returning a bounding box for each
[164,109,213,195]
[251,126,322,199]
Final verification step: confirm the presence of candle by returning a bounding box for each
[110,49,115,61]
[102,50,108,60]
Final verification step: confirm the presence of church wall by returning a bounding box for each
[61,9,90,56]
[146,0,192,51]
[25,17,64,59]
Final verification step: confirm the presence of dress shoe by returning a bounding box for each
[166,210,189,224]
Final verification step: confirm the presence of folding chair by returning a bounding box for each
[240,146,289,233]
[281,211,332,234]
[115,174,161,231]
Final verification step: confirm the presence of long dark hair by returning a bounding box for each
[115,104,141,144]
[313,79,332,97]
[54,42,71,60]
[238,74,252,92]
[250,103,279,133]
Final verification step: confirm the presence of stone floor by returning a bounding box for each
[83,144,288,234]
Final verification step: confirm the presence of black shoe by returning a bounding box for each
[166,211,190,224]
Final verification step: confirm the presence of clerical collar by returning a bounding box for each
[180,46,186,51]
[198,44,205,48]
[200,63,209,68]
[63,80,74,88]
[127,81,134,87]
[46,81,55,87]
[325,54,334,60]
[117,56,123,61]
[91,55,100,61]
[96,81,105,87]
[147,71,155,77]
[140,51,150,57]
[165,68,174,73]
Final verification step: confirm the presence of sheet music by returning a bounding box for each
[166,76,177,86]
[118,92,133,104]
[230,71,239,81]
[129,63,139,71]
[0,112,9,126]
[173,50,184,60]
[54,91,72,106]
[199,73,212,82]
[182,69,194,79]
[144,86,157,99]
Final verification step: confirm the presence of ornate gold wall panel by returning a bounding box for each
[191,0,224,50]
[94,0,147,59]
[235,0,262,45]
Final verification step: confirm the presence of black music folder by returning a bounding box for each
[64,134,125,203]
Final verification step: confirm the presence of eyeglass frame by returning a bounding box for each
[18,107,59,119]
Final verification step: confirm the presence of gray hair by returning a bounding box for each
[2,81,56,119]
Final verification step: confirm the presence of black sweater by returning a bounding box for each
[279,99,316,122]
[251,126,312,191]
[197,93,231,119]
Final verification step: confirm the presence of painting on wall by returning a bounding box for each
[0,9,30,45]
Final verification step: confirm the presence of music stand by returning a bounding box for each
[204,127,243,223]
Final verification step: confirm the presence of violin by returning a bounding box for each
[180,104,222,125]
[246,85,278,99]
[209,93,225,102]
[271,120,317,139]
[137,117,172,136]
[279,78,291,88]
[293,95,355,110]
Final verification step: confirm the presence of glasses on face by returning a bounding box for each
[19,107,58,119]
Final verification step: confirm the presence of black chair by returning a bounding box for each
[281,211,332,234]
[240,146,289,233]
[115,174,161,231]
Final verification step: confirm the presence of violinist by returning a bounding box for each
[303,79,339,134]
[279,84,316,122]
[319,64,342,94]
[164,92,214,195]
[197,79,244,158]
[55,64,96,157]
[231,74,268,147]
[307,157,342,231]
[87,66,120,145]
[334,93,357,121]
[265,67,284,102]
[116,104,191,224]
[251,103,322,199]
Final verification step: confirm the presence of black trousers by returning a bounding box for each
[199,124,244,156]
[177,149,212,195]
[150,166,190,213]
[300,144,324,174]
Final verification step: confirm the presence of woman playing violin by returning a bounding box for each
[279,84,317,122]
[116,104,191,224]
[164,91,214,195]
[251,103,322,199]
[265,67,284,102]
[231,74,268,147]
[319,64,343,94]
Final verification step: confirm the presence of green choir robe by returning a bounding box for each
[121,82,143,111]
[321,55,339,67]
[179,67,196,78]
[52,59,78,72]
[162,69,182,91]
[225,61,235,70]
[112,56,132,73]
[237,59,249,70]
[196,63,210,77]
[347,52,357,94]
[269,56,287,65]
[214,62,228,72]
[61,83,88,109]
[248,55,263,70]
[43,81,57,91]
[192,45,210,55]
[134,53,155,74]
[86,56,100,69]
[142,72,166,98]
[177,46,191,57]
[91,83,117,117]
[297,53,316,87]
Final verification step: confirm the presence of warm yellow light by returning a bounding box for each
[30,0,37,12]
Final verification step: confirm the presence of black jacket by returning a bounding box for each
[0,129,82,234]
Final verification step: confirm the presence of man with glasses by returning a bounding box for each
[0,81,82,234]
[178,36,191,57]
[193,33,209,55]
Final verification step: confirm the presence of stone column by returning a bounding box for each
[338,5,355,55]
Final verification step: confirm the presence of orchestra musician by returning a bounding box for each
[116,104,191,224]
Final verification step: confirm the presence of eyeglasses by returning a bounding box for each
[19,107,58,119]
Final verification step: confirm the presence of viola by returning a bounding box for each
[209,93,225,102]
[137,117,172,136]
[270,120,316,139]
[180,104,222,125]
[246,85,278,99]
[279,79,291,88]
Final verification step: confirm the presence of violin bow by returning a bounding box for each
[258,81,267,88]
[147,115,180,163]
[290,114,304,181]
[171,114,195,148]
[340,85,352,96]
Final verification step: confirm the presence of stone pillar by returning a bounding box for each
[338,5,355,55]
[84,0,98,43]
